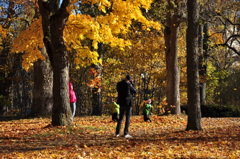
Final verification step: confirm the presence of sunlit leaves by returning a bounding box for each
[64,0,161,69]
[0,25,7,38]
[11,18,45,71]
[12,0,160,71]
[99,27,166,102]
[74,46,99,68]
[0,24,8,51]
[1,116,240,158]
[209,30,224,46]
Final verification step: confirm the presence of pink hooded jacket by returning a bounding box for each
[69,81,77,103]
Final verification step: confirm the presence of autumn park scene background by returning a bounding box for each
[0,0,240,158]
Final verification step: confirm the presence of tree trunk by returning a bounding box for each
[164,0,181,115]
[38,0,72,126]
[91,87,102,115]
[186,0,202,131]
[0,39,12,115]
[50,11,72,126]
[198,24,206,106]
[91,43,103,116]
[201,23,210,105]
[32,47,53,117]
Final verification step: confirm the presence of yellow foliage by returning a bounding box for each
[209,29,224,46]
[12,0,160,71]
[0,24,7,38]
[64,14,132,50]
[64,0,160,68]
[0,24,8,51]
[74,46,99,67]
[11,17,45,71]
[101,28,166,101]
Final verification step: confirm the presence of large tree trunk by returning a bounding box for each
[50,8,72,126]
[38,0,72,126]
[186,0,202,131]
[91,87,102,115]
[0,39,12,115]
[32,47,53,117]
[164,0,181,115]
[198,24,206,106]
[201,23,210,105]
[198,23,210,106]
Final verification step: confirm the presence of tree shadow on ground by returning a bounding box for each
[1,125,239,155]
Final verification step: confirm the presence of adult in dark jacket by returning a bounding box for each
[116,75,136,138]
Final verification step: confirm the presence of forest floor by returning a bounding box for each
[0,115,240,158]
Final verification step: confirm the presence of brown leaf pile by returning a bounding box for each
[0,115,240,158]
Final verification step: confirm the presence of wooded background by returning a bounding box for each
[0,0,239,127]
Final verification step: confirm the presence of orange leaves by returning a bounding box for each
[0,25,7,52]
[209,30,224,46]
[87,76,101,89]
[87,68,102,89]
[0,25,7,38]
[1,116,240,158]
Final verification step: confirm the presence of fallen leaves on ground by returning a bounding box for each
[0,115,240,158]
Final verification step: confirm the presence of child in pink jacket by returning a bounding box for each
[69,81,77,120]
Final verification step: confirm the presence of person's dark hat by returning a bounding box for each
[126,75,131,80]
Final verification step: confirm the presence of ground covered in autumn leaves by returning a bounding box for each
[1,115,240,158]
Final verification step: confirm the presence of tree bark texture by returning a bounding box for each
[38,0,72,126]
[32,47,53,117]
[201,23,210,106]
[186,0,202,130]
[0,39,12,114]
[51,5,72,126]
[164,0,181,115]
[198,24,206,106]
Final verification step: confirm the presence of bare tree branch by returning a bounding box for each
[211,34,240,56]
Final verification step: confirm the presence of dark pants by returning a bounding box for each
[112,113,119,122]
[116,106,132,135]
[143,112,151,122]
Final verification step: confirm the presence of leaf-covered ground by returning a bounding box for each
[0,115,240,158]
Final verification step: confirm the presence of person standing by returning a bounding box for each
[69,81,77,121]
[116,75,136,138]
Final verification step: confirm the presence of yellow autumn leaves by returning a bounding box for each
[11,17,45,71]
[0,25,8,52]
[12,0,160,71]
[0,25,7,38]
[66,0,161,68]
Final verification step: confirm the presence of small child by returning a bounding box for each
[143,99,152,122]
[110,98,120,122]
[69,81,77,121]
